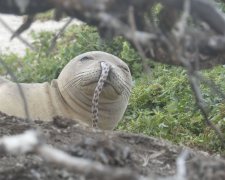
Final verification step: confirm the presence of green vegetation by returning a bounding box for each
[119,66,225,153]
[1,24,225,154]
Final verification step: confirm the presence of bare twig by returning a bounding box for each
[188,71,225,147]
[177,54,225,146]
[128,6,151,75]
[47,17,73,54]
[97,12,157,46]
[195,72,225,101]
[0,59,30,121]
[11,14,35,40]
[172,0,190,40]
[0,58,41,131]
[0,17,36,51]
[174,151,189,180]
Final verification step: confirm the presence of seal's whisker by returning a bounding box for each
[63,75,84,88]
[123,84,132,93]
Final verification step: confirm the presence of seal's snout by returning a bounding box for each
[59,52,131,98]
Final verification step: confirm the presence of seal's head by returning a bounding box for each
[57,51,132,130]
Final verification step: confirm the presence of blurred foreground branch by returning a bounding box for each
[0,130,146,180]
[0,130,192,180]
[1,0,225,69]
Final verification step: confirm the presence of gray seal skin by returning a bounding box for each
[0,51,132,130]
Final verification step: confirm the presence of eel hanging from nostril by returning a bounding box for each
[91,61,110,128]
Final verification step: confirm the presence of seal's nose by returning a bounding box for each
[100,61,111,69]
[99,61,111,80]
[100,62,121,84]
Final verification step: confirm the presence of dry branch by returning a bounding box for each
[0,16,35,50]
[0,130,144,180]
[0,0,225,69]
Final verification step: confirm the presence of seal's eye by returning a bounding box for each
[118,65,129,72]
[80,56,93,61]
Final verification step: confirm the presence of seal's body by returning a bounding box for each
[0,51,132,130]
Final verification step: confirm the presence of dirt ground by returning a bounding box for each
[0,112,224,180]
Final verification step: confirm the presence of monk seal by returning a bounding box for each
[0,51,132,130]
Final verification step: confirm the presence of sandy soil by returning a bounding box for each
[0,14,81,56]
